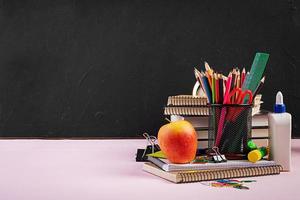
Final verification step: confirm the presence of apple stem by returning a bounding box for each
[165,118,171,123]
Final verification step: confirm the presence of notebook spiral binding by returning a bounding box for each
[178,165,282,183]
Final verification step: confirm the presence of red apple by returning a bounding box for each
[158,120,197,164]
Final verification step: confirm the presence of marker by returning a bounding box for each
[248,147,268,163]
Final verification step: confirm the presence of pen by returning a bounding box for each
[253,76,265,98]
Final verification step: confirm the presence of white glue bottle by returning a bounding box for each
[269,91,292,171]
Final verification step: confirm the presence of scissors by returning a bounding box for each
[227,88,253,104]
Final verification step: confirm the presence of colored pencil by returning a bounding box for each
[194,68,212,103]
[241,68,246,86]
[216,72,226,146]
[223,73,232,104]
[201,72,212,103]
[194,68,204,91]
[206,71,212,89]
[204,61,212,72]
[211,73,215,104]
[242,71,250,89]
[230,69,236,102]
[235,69,240,100]
[215,107,227,146]
[236,71,241,101]
[204,62,213,88]
[219,74,224,103]
[215,73,219,104]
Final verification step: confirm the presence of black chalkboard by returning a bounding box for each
[0,0,299,138]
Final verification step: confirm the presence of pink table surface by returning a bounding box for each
[0,139,299,200]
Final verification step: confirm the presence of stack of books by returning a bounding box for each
[164,95,269,148]
[143,156,282,183]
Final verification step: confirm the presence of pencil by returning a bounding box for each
[235,71,241,100]
[242,71,250,88]
[212,73,215,104]
[241,68,246,86]
[215,73,219,104]
[223,72,232,104]
[194,68,211,102]
[204,61,212,72]
[205,71,212,89]
[230,69,236,102]
[216,73,226,146]
[235,69,240,100]
[194,68,203,88]
[201,72,212,103]
[218,74,224,103]
[204,62,213,88]
[253,76,265,99]
[237,72,240,88]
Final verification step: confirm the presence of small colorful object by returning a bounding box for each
[202,179,255,190]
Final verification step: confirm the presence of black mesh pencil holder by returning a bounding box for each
[208,104,252,155]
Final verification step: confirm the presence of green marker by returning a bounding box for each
[247,140,258,150]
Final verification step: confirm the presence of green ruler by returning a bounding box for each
[242,53,269,102]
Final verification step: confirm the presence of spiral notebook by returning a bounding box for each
[143,162,282,183]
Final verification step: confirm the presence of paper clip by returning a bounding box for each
[211,146,227,163]
[141,133,160,158]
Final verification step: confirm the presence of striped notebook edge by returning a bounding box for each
[167,96,208,106]
[143,162,282,184]
[164,107,210,116]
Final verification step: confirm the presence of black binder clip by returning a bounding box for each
[210,146,227,163]
[135,133,160,162]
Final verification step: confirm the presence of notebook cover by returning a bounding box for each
[148,156,277,172]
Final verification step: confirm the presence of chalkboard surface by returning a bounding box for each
[0,0,299,138]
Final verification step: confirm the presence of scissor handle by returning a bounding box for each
[238,90,253,104]
[227,88,253,104]
[226,88,242,104]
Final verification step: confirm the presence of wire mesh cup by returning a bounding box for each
[208,104,252,155]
